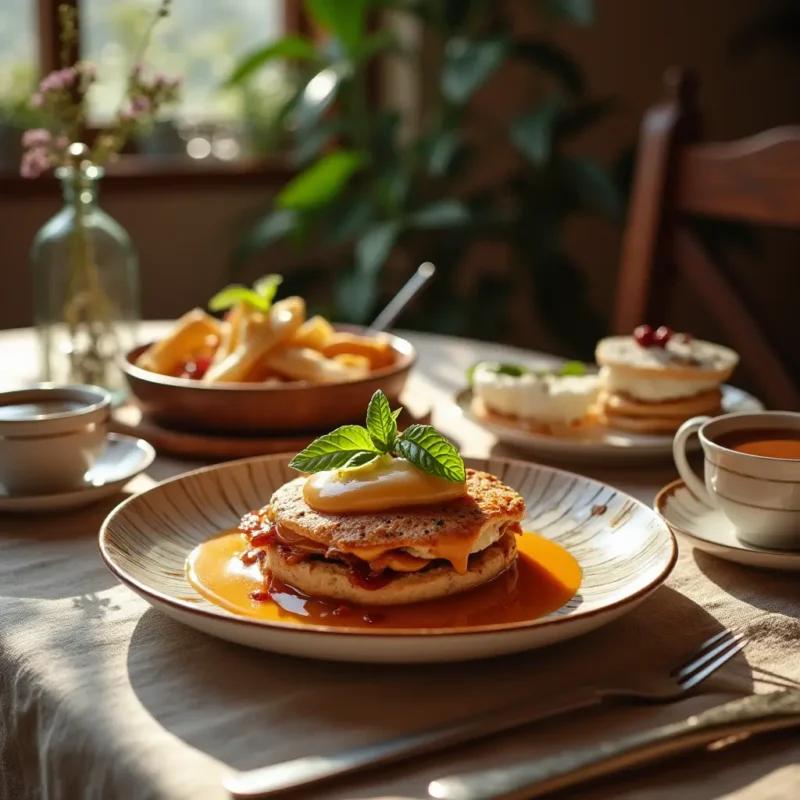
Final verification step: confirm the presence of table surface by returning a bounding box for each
[1,324,799,800]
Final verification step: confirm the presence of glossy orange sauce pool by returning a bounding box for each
[186,531,581,630]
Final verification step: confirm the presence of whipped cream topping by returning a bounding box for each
[599,366,720,402]
[472,364,599,424]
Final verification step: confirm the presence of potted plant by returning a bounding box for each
[226,0,619,358]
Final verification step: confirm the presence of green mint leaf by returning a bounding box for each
[396,425,466,483]
[558,360,587,376]
[342,451,381,469]
[289,425,378,473]
[467,362,528,384]
[391,408,403,423]
[253,274,283,308]
[365,390,398,452]
[208,285,267,312]
[493,363,528,377]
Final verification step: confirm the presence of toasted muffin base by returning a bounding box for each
[266,531,518,606]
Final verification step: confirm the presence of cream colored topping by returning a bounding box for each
[302,457,466,514]
[472,364,599,423]
[595,335,739,374]
[599,366,720,402]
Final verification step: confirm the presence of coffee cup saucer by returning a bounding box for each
[0,433,155,514]
[655,479,800,571]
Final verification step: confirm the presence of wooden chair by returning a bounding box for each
[614,67,800,410]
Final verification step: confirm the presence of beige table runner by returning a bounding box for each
[1,329,799,800]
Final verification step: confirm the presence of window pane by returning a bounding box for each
[0,0,38,166]
[81,0,287,134]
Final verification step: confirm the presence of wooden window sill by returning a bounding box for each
[0,154,295,195]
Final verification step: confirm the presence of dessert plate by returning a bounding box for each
[100,454,677,663]
[0,433,155,514]
[455,385,763,464]
[656,479,800,572]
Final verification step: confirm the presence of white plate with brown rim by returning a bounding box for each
[455,385,763,464]
[99,454,677,663]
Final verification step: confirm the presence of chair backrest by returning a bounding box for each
[614,68,800,410]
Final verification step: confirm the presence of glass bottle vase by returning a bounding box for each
[31,158,139,397]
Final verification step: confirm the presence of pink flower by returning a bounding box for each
[132,95,151,114]
[20,147,51,179]
[22,128,51,148]
[39,67,77,94]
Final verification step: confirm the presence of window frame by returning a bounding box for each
[1,0,305,189]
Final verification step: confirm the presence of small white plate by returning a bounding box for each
[0,433,155,514]
[100,454,677,664]
[656,479,800,572]
[455,385,763,464]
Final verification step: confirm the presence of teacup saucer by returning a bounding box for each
[0,433,155,514]
[655,479,800,572]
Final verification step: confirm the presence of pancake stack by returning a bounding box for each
[240,469,525,606]
[596,330,739,434]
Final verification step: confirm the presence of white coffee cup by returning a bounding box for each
[673,411,800,550]
[0,385,110,496]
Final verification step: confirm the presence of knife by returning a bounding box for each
[224,687,601,798]
[428,691,800,800]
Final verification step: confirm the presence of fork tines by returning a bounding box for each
[672,629,747,691]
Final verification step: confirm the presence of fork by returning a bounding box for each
[224,629,746,798]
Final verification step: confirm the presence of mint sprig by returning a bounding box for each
[209,274,283,313]
[289,390,466,483]
[466,360,587,384]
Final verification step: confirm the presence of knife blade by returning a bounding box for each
[428,691,800,800]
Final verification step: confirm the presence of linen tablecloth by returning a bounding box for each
[1,328,799,800]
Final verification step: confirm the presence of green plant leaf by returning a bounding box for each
[226,36,319,86]
[408,199,470,229]
[396,425,466,483]
[514,40,585,95]
[276,150,365,211]
[365,390,398,452]
[306,0,371,56]
[538,0,595,26]
[511,94,563,165]
[356,221,401,278]
[327,194,375,243]
[442,36,508,104]
[336,266,378,323]
[292,118,342,166]
[288,424,378,473]
[391,407,403,423]
[294,67,342,130]
[343,451,381,469]
[558,360,587,376]
[560,155,621,219]
[428,130,462,177]
[232,209,298,268]
[253,274,283,307]
[208,286,267,312]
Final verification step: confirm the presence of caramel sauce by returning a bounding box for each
[186,531,581,630]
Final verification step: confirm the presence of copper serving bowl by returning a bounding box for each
[121,327,416,434]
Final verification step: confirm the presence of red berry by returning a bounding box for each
[634,324,655,347]
[179,356,212,380]
[654,326,674,347]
